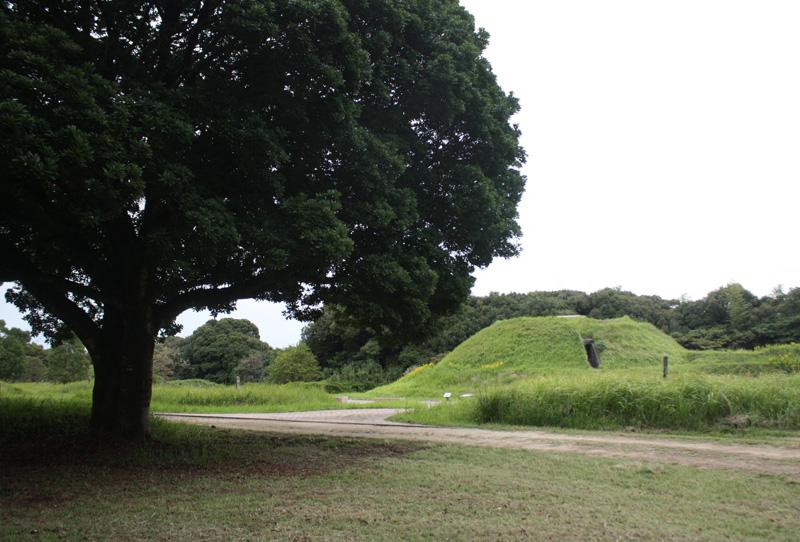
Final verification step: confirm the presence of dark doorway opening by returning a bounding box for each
[583,339,600,369]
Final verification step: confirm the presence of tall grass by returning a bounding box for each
[152,381,341,412]
[1,380,419,414]
[690,343,800,375]
[0,397,90,438]
[469,373,800,430]
[1,380,343,413]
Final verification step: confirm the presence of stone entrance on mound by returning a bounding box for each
[583,339,601,368]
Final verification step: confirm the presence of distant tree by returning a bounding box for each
[179,319,270,384]
[580,288,677,332]
[20,344,48,382]
[752,287,800,345]
[47,338,91,383]
[1,1,524,437]
[152,336,184,381]
[267,344,322,384]
[235,352,271,383]
[673,284,761,349]
[726,284,755,332]
[0,320,26,380]
[301,308,373,370]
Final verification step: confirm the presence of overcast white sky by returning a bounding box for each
[2,1,798,347]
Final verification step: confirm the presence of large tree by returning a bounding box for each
[178,318,271,384]
[0,0,525,437]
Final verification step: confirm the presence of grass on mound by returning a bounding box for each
[564,316,687,367]
[369,317,586,397]
[371,316,688,398]
[398,372,800,431]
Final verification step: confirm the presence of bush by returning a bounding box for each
[267,344,322,384]
[763,343,800,373]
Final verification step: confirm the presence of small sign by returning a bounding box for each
[443,392,452,400]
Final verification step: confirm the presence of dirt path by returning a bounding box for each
[158,409,800,479]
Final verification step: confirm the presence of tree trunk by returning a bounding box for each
[90,308,155,439]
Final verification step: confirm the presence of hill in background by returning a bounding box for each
[371,316,686,397]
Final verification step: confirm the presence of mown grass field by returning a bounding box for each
[2,401,800,541]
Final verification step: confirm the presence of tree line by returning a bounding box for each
[1,317,322,387]
[0,320,91,383]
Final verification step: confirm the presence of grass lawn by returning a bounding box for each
[1,380,420,414]
[2,403,800,541]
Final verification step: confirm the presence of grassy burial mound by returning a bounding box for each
[565,316,687,368]
[372,316,687,397]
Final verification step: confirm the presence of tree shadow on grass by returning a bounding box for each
[0,399,424,509]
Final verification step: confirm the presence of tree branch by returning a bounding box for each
[0,243,103,351]
[180,0,223,77]
[0,242,110,306]
[15,278,101,354]
[155,276,280,328]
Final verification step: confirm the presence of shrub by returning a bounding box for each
[763,343,800,374]
[267,344,322,384]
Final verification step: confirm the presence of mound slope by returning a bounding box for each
[372,316,686,397]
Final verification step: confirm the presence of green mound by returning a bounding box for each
[565,316,686,368]
[372,316,686,397]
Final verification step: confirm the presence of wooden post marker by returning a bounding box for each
[663,354,669,379]
[236,375,241,390]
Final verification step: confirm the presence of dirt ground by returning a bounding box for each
[158,409,800,479]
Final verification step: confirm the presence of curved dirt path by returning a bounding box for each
[158,409,800,479]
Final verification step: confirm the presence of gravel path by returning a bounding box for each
[158,409,800,478]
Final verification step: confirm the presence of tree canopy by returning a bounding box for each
[266,343,321,384]
[0,319,48,381]
[178,318,271,384]
[0,1,525,436]
[46,337,92,383]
